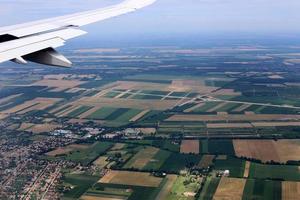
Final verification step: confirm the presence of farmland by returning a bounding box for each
[1,44,300,199]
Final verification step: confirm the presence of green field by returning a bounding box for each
[62,174,99,199]
[160,153,202,173]
[59,142,113,166]
[242,179,281,200]
[198,177,220,200]
[165,175,201,200]
[214,156,245,177]
[248,163,300,181]
[67,106,93,118]
[143,149,171,170]
[200,140,235,155]
[87,107,118,120]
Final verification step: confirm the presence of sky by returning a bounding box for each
[0,0,300,46]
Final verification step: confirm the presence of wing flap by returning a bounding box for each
[0,28,86,63]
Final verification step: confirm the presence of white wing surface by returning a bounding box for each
[0,0,156,67]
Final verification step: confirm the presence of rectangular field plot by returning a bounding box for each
[213,177,246,200]
[99,170,163,187]
[200,139,235,155]
[214,157,245,178]
[62,174,99,199]
[282,181,300,200]
[180,140,200,154]
[159,153,202,173]
[233,139,300,163]
[242,179,281,200]
[248,163,300,181]
[67,106,93,118]
[87,107,118,120]
[163,175,202,200]
[47,142,113,166]
[198,177,220,200]
[122,146,160,169]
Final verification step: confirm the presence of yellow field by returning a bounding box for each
[213,177,246,200]
[282,181,300,200]
[99,170,162,187]
[233,139,300,163]
[180,140,199,154]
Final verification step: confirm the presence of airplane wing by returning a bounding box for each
[0,0,156,67]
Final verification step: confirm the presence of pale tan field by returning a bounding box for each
[0,94,22,104]
[184,103,205,113]
[93,156,109,169]
[32,79,85,92]
[252,121,300,127]
[73,97,179,110]
[180,140,199,154]
[211,89,241,96]
[282,181,300,200]
[129,110,149,122]
[232,104,252,112]
[80,195,125,200]
[56,105,81,117]
[17,123,35,131]
[198,155,215,168]
[268,75,284,79]
[207,123,253,129]
[52,105,81,117]
[243,161,251,178]
[155,175,177,200]
[66,87,86,93]
[136,128,156,135]
[26,124,60,134]
[99,170,162,187]
[43,74,71,80]
[167,114,300,122]
[213,177,246,200]
[124,147,159,169]
[110,143,126,151]
[170,80,217,93]
[207,102,228,112]
[46,144,90,156]
[2,97,62,114]
[78,106,101,119]
[0,113,8,120]
[233,139,300,163]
